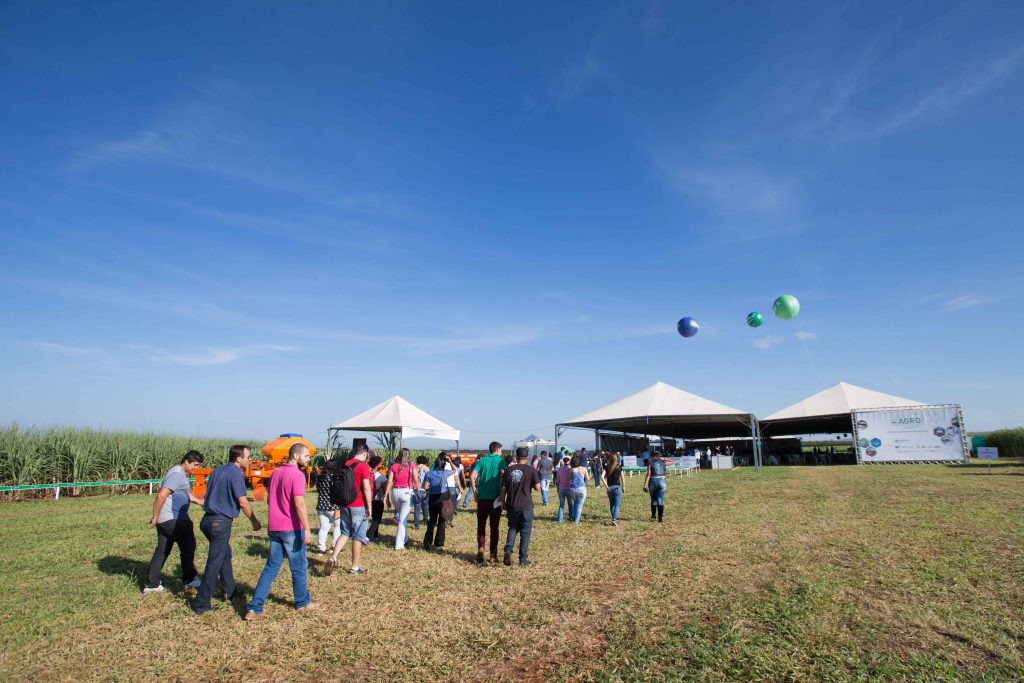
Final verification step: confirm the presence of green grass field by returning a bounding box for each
[1,461,1022,682]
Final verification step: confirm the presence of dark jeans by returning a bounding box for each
[504,509,534,563]
[194,514,234,612]
[424,493,447,548]
[476,498,503,556]
[369,500,385,539]
[146,518,198,588]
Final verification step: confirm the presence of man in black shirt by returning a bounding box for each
[498,447,540,566]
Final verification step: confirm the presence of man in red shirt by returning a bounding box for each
[324,444,374,575]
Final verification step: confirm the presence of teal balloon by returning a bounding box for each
[746,311,764,328]
[773,295,800,320]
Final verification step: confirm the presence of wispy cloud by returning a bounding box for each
[552,38,611,103]
[795,331,818,341]
[753,335,784,349]
[660,163,799,221]
[850,44,1024,139]
[140,343,295,367]
[30,341,96,357]
[944,295,983,311]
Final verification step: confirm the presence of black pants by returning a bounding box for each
[424,494,446,548]
[193,514,234,611]
[369,500,385,538]
[146,518,197,588]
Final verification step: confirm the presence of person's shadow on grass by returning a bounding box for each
[97,555,153,590]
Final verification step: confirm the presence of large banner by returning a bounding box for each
[852,405,967,463]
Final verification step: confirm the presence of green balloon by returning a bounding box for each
[746,311,764,327]
[773,295,800,320]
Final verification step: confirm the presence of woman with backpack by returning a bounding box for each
[421,453,450,550]
[383,448,419,551]
[643,450,668,522]
[600,452,625,526]
[315,459,342,554]
[568,454,591,524]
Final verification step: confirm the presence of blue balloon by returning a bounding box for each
[677,317,700,338]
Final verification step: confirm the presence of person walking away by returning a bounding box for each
[591,452,604,489]
[471,441,507,563]
[383,448,418,550]
[412,455,430,530]
[643,451,668,523]
[568,455,591,524]
[601,452,625,526]
[367,455,386,541]
[315,459,341,554]
[422,453,451,550]
[536,450,553,506]
[244,443,316,619]
[461,456,476,510]
[324,444,374,576]
[499,447,540,566]
[145,450,205,594]
[193,445,261,614]
[443,456,463,526]
[555,456,572,523]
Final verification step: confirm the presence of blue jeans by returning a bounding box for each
[412,490,429,529]
[539,477,550,505]
[246,530,311,614]
[606,485,622,522]
[462,481,474,508]
[592,466,601,488]
[194,514,234,612]
[648,477,666,506]
[569,486,587,523]
[504,509,534,563]
[557,488,571,522]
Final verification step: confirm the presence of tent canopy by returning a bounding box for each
[760,382,923,436]
[515,433,555,445]
[559,381,755,439]
[330,395,460,441]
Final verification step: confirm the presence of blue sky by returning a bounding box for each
[1,1,1022,447]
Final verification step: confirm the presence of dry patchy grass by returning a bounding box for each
[1,461,1022,682]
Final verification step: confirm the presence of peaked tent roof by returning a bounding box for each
[331,396,460,442]
[517,434,554,444]
[760,382,923,436]
[559,382,753,439]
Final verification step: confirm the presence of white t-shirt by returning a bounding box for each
[444,463,459,490]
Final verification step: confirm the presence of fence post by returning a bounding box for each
[54,487,60,500]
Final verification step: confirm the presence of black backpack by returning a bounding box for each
[329,462,359,506]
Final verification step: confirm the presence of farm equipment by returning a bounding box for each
[192,433,317,502]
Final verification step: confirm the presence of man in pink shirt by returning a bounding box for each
[244,443,317,620]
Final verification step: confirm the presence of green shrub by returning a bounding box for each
[984,427,1024,457]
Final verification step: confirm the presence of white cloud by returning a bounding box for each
[795,331,818,341]
[143,344,294,367]
[944,295,983,311]
[661,164,799,221]
[853,43,1024,139]
[753,335,784,349]
[31,341,95,357]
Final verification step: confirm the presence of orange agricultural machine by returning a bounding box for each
[192,433,317,502]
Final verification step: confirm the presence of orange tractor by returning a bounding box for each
[192,433,317,502]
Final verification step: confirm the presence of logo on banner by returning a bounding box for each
[856,420,868,429]
[933,427,946,437]
[865,449,876,457]
[870,438,881,447]
[859,438,869,447]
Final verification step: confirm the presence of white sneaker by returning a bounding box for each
[142,584,165,594]
[185,578,202,589]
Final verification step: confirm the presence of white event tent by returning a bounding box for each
[327,395,461,455]
[759,382,924,437]
[512,433,556,457]
[556,381,762,466]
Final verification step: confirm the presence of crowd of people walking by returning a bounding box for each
[144,442,674,620]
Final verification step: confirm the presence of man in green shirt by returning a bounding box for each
[471,441,507,564]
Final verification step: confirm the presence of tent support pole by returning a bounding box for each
[595,429,599,453]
